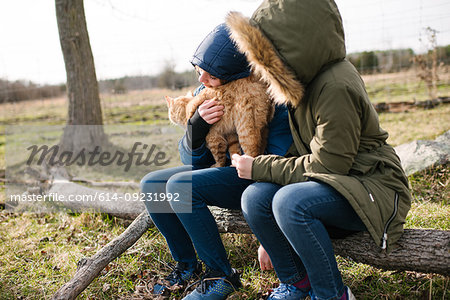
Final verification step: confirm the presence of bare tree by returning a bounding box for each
[55,0,107,151]
[413,27,442,101]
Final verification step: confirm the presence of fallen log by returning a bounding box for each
[332,229,450,276]
[372,96,450,113]
[186,208,450,276]
[51,202,450,299]
[206,207,450,276]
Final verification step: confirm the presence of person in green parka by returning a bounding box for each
[229,0,412,299]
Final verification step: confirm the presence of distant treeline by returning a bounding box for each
[98,69,198,94]
[0,68,198,103]
[1,46,449,103]
[0,79,66,103]
[348,45,450,74]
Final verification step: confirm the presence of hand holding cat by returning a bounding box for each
[231,154,254,179]
[198,98,224,124]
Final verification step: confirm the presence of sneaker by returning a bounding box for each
[182,268,242,300]
[267,283,308,300]
[309,286,356,300]
[152,261,202,295]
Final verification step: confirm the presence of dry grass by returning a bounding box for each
[379,103,450,146]
[361,69,450,85]
[100,88,193,108]
[0,88,195,127]
[362,69,450,103]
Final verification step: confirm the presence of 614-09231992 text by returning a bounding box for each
[9,192,180,203]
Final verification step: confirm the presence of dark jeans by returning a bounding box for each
[241,181,366,300]
[140,165,253,275]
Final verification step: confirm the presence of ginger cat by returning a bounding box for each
[166,74,274,167]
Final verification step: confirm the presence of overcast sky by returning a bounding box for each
[1,0,449,85]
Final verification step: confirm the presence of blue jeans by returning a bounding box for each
[242,181,366,300]
[141,165,253,275]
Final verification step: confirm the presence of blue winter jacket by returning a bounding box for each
[179,23,292,168]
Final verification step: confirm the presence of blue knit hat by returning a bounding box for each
[190,23,251,82]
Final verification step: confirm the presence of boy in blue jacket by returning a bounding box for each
[140,23,292,300]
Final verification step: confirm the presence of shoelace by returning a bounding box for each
[271,283,296,296]
[184,270,237,295]
[164,263,189,284]
[198,277,232,293]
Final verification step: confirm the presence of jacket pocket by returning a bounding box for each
[360,179,375,203]
[351,176,375,203]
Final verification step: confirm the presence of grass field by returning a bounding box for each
[0,71,449,299]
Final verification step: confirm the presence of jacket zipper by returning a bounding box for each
[381,192,399,250]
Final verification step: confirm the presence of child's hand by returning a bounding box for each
[198,98,224,124]
[231,154,254,179]
[258,245,274,271]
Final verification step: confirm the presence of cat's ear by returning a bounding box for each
[165,96,173,106]
[185,90,194,97]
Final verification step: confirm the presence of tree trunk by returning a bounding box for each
[55,0,107,151]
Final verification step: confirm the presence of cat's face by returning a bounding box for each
[165,95,191,127]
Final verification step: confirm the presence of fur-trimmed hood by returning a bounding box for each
[226,0,346,107]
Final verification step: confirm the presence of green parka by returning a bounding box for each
[226,0,412,252]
